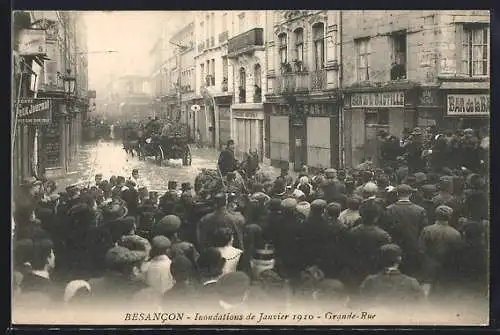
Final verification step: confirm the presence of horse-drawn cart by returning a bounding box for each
[130,122,192,166]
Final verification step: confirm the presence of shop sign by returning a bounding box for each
[447,94,489,116]
[18,29,47,56]
[350,92,405,108]
[233,110,263,119]
[16,98,52,124]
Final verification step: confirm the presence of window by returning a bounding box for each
[211,59,216,85]
[356,38,371,81]
[200,63,205,86]
[461,25,489,77]
[239,67,246,103]
[211,13,215,38]
[200,21,204,44]
[278,33,288,64]
[294,28,304,65]
[365,110,389,125]
[254,64,262,103]
[391,31,407,80]
[222,57,228,80]
[312,23,325,70]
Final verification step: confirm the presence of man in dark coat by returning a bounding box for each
[404,128,425,173]
[358,244,425,311]
[347,201,392,291]
[381,184,428,279]
[197,193,245,251]
[218,140,239,176]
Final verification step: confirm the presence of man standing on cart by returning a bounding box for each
[218,139,239,177]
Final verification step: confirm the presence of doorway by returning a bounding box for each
[364,109,389,167]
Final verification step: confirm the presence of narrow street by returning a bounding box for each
[54,140,281,193]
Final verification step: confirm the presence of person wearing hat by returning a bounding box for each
[431,176,461,227]
[420,184,438,224]
[321,168,346,204]
[88,245,149,306]
[279,167,294,188]
[433,219,487,301]
[463,174,488,223]
[348,201,392,291]
[382,184,428,278]
[197,193,245,252]
[461,128,480,171]
[404,127,425,174]
[142,235,175,294]
[378,130,401,169]
[339,196,362,229]
[215,271,251,313]
[218,139,239,177]
[358,244,424,310]
[269,177,288,200]
[418,205,462,287]
[292,189,311,218]
[152,214,199,263]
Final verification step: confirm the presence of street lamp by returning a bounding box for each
[60,68,76,123]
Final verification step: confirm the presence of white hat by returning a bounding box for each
[292,189,305,199]
[64,280,91,303]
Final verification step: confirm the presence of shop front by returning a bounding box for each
[440,87,490,131]
[230,103,264,162]
[13,98,53,184]
[343,86,419,168]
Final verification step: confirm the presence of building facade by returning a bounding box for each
[193,11,234,150]
[341,10,490,167]
[227,10,267,162]
[170,22,197,140]
[264,10,342,171]
[12,11,89,185]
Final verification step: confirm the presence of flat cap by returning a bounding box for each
[105,246,147,267]
[151,235,172,251]
[310,199,328,211]
[380,244,403,263]
[363,182,379,193]
[396,184,416,194]
[414,172,427,184]
[435,205,453,218]
[156,215,182,233]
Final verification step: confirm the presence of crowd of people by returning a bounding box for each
[12,133,489,319]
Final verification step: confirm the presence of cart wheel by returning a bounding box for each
[156,145,165,165]
[182,146,192,166]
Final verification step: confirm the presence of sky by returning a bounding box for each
[84,11,188,93]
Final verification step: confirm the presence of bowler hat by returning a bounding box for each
[151,235,172,252]
[102,201,128,221]
[435,205,453,218]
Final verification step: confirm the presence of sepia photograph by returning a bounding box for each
[11,10,490,326]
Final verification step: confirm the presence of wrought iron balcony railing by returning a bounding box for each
[273,70,327,95]
[227,28,264,57]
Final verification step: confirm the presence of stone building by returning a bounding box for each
[341,10,490,167]
[264,10,342,171]
[193,11,234,150]
[12,11,90,184]
[227,10,267,161]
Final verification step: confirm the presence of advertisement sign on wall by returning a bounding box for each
[18,29,47,56]
[350,92,405,108]
[16,98,52,124]
[446,94,490,116]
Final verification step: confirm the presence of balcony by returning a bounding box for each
[219,31,229,44]
[273,70,327,95]
[227,28,264,58]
